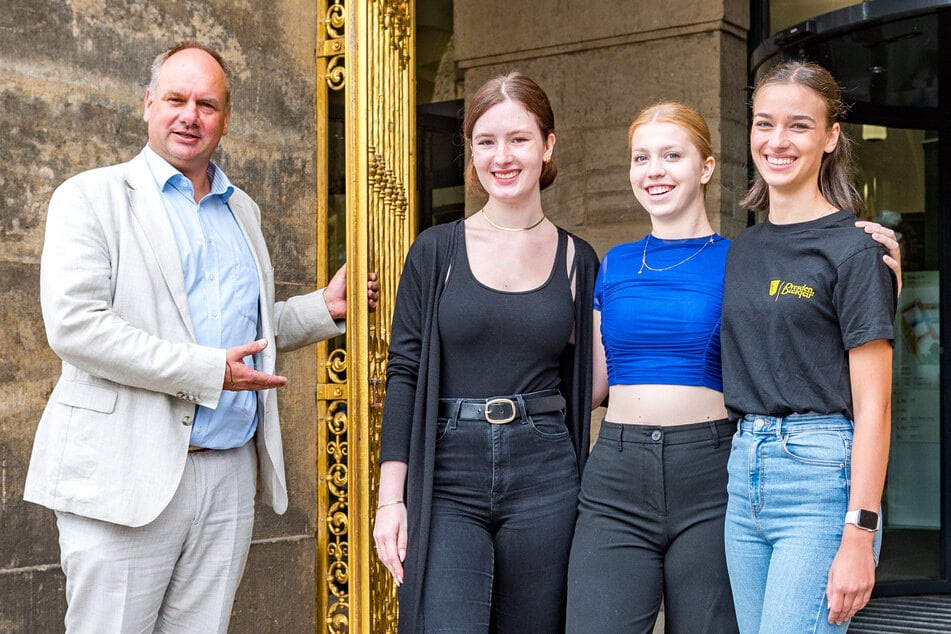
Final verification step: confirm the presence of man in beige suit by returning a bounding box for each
[24,41,373,632]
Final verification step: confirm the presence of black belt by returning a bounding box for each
[438,391,565,424]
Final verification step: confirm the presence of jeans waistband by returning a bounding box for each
[599,418,735,446]
[737,412,853,436]
[438,389,564,424]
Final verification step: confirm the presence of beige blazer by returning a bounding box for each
[24,150,344,527]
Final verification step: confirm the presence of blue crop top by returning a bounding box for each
[595,234,730,391]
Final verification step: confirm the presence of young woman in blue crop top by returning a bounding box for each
[565,102,739,633]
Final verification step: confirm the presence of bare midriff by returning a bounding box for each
[605,384,728,426]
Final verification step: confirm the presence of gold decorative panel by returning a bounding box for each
[316,1,415,632]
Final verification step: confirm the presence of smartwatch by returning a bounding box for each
[844,509,881,532]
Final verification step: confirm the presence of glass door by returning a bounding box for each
[845,123,943,583]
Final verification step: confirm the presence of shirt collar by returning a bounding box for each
[142,145,235,202]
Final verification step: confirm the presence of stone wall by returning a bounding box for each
[454,0,751,255]
[0,1,322,630]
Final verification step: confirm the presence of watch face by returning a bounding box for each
[857,509,879,530]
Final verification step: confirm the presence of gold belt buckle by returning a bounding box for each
[485,398,517,424]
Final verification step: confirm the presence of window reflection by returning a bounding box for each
[846,122,942,581]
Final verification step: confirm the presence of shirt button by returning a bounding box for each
[651,430,662,441]
[182,415,193,426]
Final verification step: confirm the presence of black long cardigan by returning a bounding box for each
[379,219,598,632]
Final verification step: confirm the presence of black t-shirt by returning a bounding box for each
[721,210,897,421]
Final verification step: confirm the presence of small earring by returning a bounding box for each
[544,156,552,164]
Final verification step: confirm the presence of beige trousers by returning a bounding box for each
[55,441,257,633]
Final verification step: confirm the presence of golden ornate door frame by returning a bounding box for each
[316,1,415,632]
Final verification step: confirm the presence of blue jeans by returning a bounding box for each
[724,413,881,634]
[419,392,580,632]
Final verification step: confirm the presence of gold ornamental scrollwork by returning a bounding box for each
[320,1,347,90]
[325,0,346,36]
[317,0,414,631]
[326,57,346,92]
[323,348,350,633]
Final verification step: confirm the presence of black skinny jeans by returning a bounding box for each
[419,401,580,632]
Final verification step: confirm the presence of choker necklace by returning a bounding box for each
[638,233,715,274]
[481,208,546,232]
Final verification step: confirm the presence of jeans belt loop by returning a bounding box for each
[450,398,464,427]
[514,393,528,422]
[775,415,783,439]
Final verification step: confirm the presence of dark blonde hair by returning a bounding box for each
[462,71,557,194]
[628,101,715,190]
[741,60,862,213]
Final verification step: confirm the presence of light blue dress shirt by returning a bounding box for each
[144,146,260,449]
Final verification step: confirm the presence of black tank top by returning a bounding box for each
[437,223,575,398]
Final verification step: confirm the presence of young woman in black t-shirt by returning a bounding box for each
[721,60,896,633]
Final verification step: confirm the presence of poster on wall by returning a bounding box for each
[887,270,940,529]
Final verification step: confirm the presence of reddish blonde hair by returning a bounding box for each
[628,101,714,163]
[627,102,715,190]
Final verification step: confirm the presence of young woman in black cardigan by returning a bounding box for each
[373,71,598,632]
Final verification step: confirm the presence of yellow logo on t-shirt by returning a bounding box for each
[770,280,815,300]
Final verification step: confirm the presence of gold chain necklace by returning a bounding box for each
[481,208,546,232]
[638,234,715,274]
